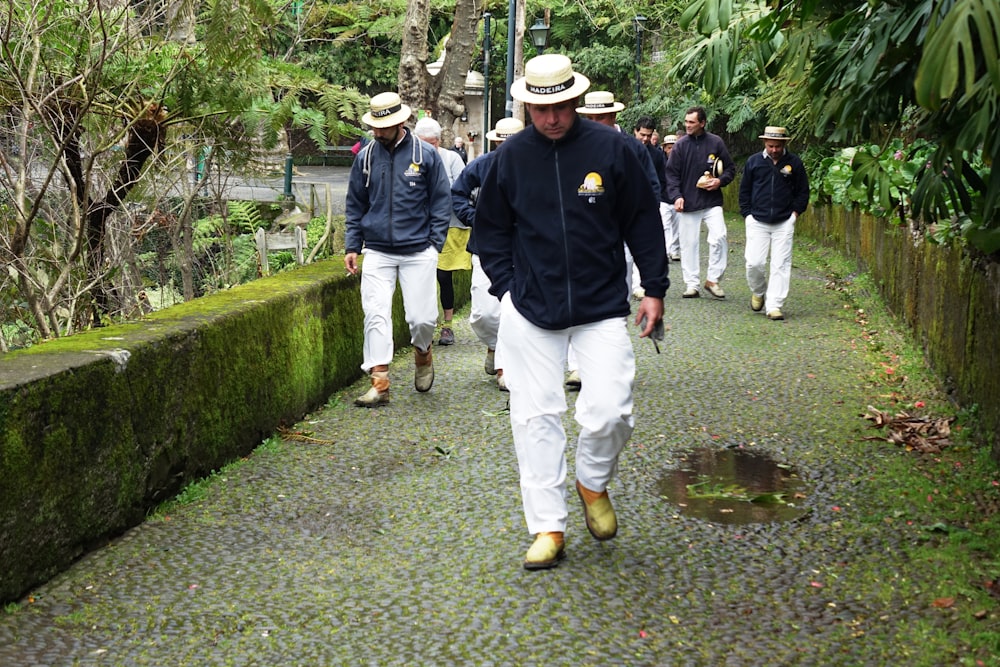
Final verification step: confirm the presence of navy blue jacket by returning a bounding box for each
[738,149,810,223]
[473,116,669,330]
[345,129,451,255]
[451,151,498,255]
[664,131,735,213]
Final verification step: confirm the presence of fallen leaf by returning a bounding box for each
[931,597,955,608]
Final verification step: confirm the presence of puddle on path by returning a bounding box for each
[656,447,811,524]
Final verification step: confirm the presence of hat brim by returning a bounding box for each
[576,102,625,114]
[511,73,591,105]
[363,104,412,128]
[485,131,503,142]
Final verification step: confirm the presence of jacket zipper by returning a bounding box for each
[554,147,573,321]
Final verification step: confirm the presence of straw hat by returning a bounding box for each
[486,117,525,142]
[510,54,590,105]
[759,126,791,141]
[576,91,625,115]
[662,134,678,145]
[362,92,412,128]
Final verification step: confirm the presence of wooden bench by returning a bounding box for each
[320,145,356,166]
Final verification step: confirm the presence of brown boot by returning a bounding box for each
[354,366,390,407]
[414,346,434,392]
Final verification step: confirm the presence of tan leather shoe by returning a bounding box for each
[576,480,617,541]
[414,346,434,392]
[496,369,508,392]
[354,368,390,407]
[524,532,565,570]
[484,348,497,375]
[750,294,764,312]
[704,281,726,299]
[767,308,784,321]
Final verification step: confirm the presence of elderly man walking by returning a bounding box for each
[345,92,452,407]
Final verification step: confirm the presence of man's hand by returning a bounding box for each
[634,296,665,338]
[344,252,359,275]
[674,197,685,212]
[704,177,722,191]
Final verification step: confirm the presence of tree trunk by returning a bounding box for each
[433,0,482,144]
[398,0,432,120]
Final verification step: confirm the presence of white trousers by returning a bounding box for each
[678,205,728,290]
[745,214,795,312]
[359,247,439,372]
[498,296,635,534]
[660,202,680,257]
[469,254,502,364]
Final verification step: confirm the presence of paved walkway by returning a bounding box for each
[0,221,990,666]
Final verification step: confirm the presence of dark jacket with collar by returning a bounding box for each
[738,149,810,223]
[473,116,669,330]
[345,129,451,255]
[664,130,736,213]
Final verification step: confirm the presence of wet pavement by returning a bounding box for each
[0,220,993,666]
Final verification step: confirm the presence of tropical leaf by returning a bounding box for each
[915,0,1000,110]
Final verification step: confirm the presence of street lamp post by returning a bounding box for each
[529,18,550,55]
[633,15,647,102]
[482,12,492,155]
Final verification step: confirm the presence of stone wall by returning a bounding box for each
[0,261,470,603]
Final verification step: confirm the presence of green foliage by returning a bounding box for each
[674,0,1000,256]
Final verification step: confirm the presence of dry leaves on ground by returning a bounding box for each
[862,405,955,453]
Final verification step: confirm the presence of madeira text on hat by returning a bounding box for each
[759,126,791,141]
[510,54,590,105]
[362,92,412,129]
[576,91,625,115]
[486,117,524,142]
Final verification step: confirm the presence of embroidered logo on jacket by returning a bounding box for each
[578,172,605,203]
[405,163,421,178]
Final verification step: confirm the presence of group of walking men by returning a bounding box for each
[343,54,809,570]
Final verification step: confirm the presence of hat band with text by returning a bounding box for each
[763,131,788,138]
[372,104,402,118]
[526,75,576,96]
[585,102,615,109]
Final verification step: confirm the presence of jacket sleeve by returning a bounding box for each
[718,139,737,188]
[619,143,669,298]
[791,155,810,215]
[472,153,514,299]
[738,157,753,218]
[344,150,370,254]
[451,157,482,227]
[664,143,683,203]
[427,154,452,252]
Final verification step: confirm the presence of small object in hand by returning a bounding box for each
[696,171,712,189]
[639,315,664,354]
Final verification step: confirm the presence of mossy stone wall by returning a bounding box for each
[0,261,470,603]
[799,205,999,450]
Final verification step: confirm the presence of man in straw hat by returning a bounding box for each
[738,125,810,321]
[664,106,735,299]
[345,91,452,407]
[661,133,681,261]
[451,116,525,391]
[474,54,669,570]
